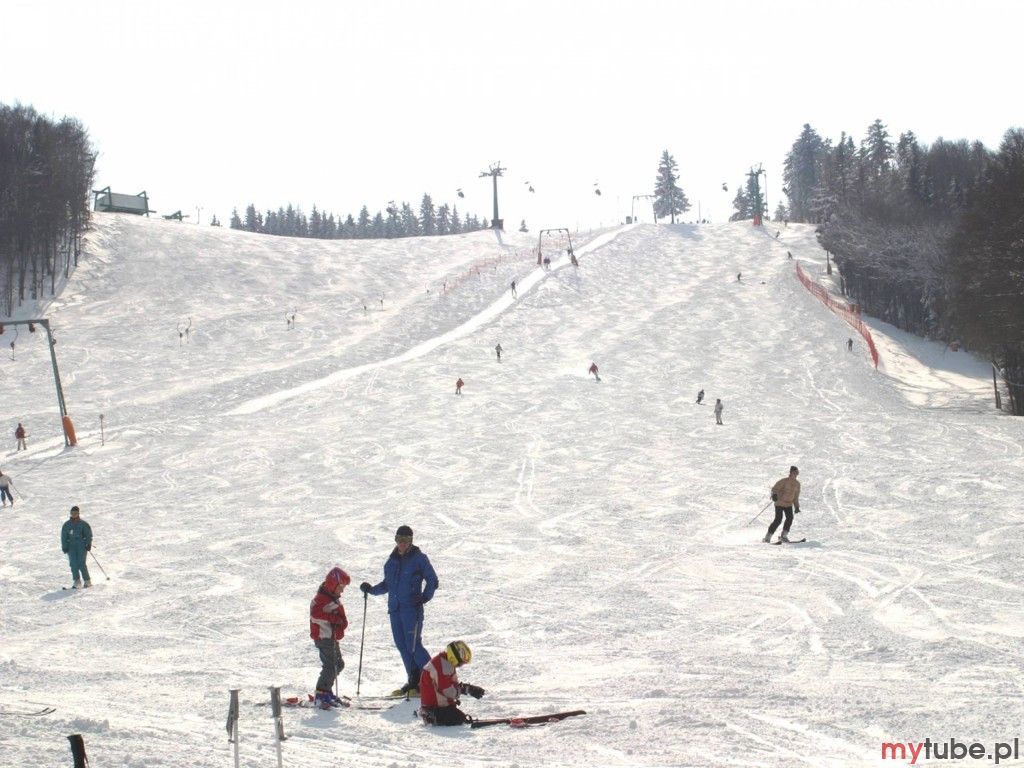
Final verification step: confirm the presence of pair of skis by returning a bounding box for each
[257,694,586,729]
[470,709,586,729]
[257,694,391,711]
[771,538,807,545]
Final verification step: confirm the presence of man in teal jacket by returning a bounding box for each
[61,505,93,588]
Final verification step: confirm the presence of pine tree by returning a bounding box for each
[244,204,261,232]
[436,204,451,235]
[653,150,691,223]
[745,171,765,220]
[309,205,322,239]
[356,206,371,238]
[729,184,750,221]
[384,201,402,238]
[519,218,528,232]
[400,203,419,236]
[783,124,825,222]
[450,205,462,234]
[860,118,893,183]
[371,211,385,238]
[419,193,436,235]
[229,208,242,229]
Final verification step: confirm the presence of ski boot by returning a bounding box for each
[314,690,335,709]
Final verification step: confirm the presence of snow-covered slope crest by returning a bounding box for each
[2,217,1022,768]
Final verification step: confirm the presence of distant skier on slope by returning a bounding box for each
[763,466,801,543]
[696,389,704,405]
[847,337,854,352]
[15,422,27,451]
[588,362,601,382]
[0,469,15,507]
[455,377,464,395]
[495,344,502,362]
[419,640,485,726]
[714,398,724,425]
[510,280,517,298]
[310,566,350,709]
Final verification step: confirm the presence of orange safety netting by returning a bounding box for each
[795,262,879,368]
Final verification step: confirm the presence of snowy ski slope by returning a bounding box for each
[2,215,1022,767]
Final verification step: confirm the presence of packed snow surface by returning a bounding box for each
[2,216,1022,767]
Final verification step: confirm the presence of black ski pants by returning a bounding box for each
[766,506,794,537]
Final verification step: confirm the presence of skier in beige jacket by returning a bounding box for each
[763,466,801,543]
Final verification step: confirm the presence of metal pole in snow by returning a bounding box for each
[270,686,285,768]
[227,689,240,768]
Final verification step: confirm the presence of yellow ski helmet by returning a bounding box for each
[445,640,472,667]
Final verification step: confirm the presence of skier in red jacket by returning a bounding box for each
[310,566,350,708]
[455,377,464,395]
[419,640,485,725]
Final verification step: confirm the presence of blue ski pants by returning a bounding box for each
[389,607,430,685]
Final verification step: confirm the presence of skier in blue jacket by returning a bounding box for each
[61,505,93,588]
[360,525,439,696]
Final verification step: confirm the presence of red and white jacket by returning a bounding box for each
[419,651,460,708]
[309,586,348,641]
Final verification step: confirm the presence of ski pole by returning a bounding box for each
[748,499,773,525]
[356,591,368,696]
[89,550,110,581]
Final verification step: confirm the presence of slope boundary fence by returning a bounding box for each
[440,248,536,297]
[795,262,879,368]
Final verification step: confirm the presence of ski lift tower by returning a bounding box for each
[479,162,506,231]
[631,195,655,224]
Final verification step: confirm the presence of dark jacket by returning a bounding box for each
[61,519,92,554]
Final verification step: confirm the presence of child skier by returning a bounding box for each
[310,566,350,708]
[419,640,485,726]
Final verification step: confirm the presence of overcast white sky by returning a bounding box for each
[2,0,1021,231]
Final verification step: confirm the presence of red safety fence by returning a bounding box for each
[439,248,536,297]
[795,262,879,368]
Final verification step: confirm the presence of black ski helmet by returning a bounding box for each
[395,524,413,540]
